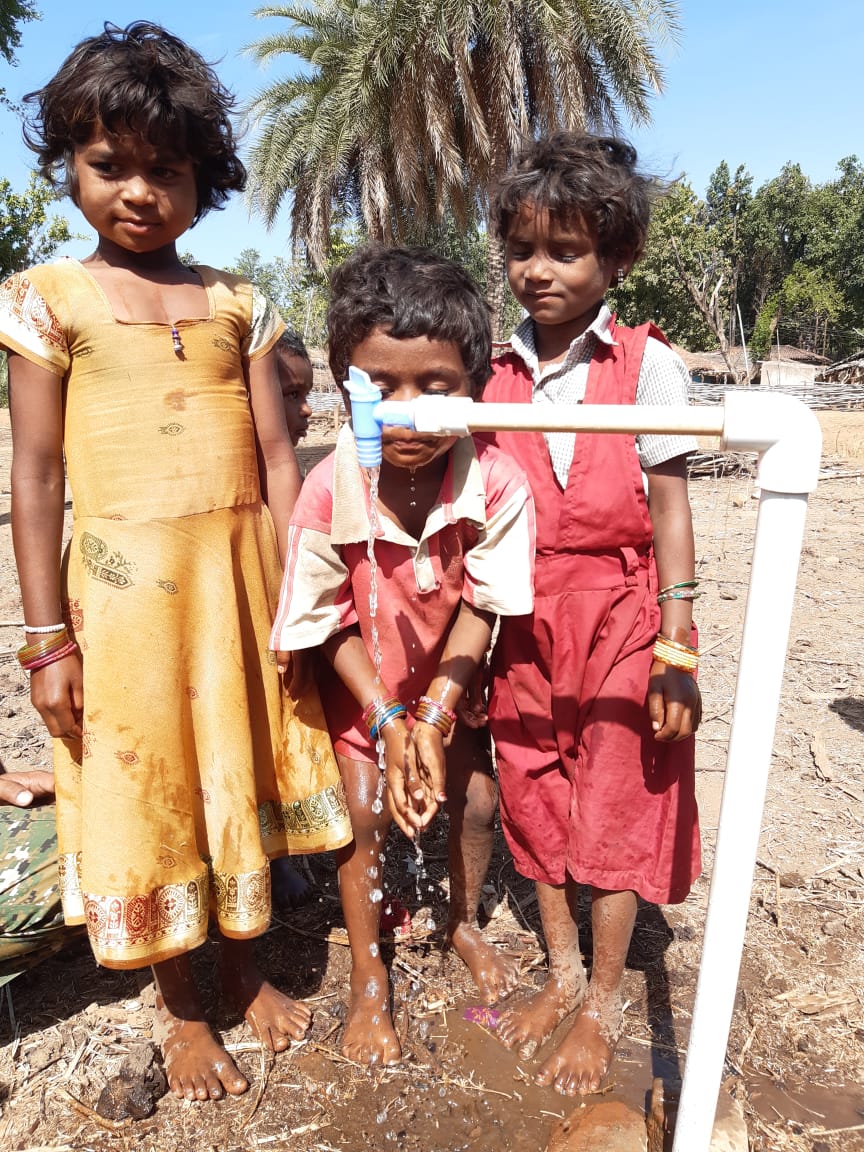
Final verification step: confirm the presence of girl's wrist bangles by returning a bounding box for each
[17,628,70,663]
[24,622,67,635]
[415,695,457,738]
[657,579,701,605]
[17,629,78,672]
[362,695,408,740]
[652,633,699,674]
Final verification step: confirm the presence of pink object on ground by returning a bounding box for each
[462,1005,501,1030]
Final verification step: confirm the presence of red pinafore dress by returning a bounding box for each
[483,321,701,904]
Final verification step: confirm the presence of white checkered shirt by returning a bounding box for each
[508,304,698,488]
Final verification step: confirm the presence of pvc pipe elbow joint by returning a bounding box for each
[721,390,822,494]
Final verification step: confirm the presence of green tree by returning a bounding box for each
[0,173,71,405]
[803,156,864,332]
[228,224,362,349]
[244,0,680,337]
[613,178,712,349]
[736,163,811,329]
[0,174,72,280]
[0,0,36,60]
[751,263,844,361]
[703,161,752,346]
[1,0,38,107]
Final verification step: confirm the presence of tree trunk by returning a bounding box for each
[670,238,748,385]
[484,142,510,344]
[485,225,507,343]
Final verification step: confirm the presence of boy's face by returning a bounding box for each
[276,351,314,445]
[346,326,471,472]
[504,202,616,339]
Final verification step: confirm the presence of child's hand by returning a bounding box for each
[456,666,488,729]
[383,721,436,838]
[647,661,702,741]
[275,649,312,695]
[411,721,449,807]
[0,768,56,807]
[30,653,83,740]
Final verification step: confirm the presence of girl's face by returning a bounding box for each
[72,125,198,254]
[276,351,314,445]
[504,201,616,340]
[346,326,471,472]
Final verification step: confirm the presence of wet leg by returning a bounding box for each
[535,886,637,1095]
[445,727,520,1003]
[337,755,401,1066]
[152,953,249,1101]
[497,879,586,1058]
[220,936,311,1051]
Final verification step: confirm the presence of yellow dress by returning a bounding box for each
[0,259,351,969]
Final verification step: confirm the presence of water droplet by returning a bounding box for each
[369,942,379,957]
[371,797,384,814]
[370,888,383,903]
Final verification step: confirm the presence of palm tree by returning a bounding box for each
[244,0,680,337]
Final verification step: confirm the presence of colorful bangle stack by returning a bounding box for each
[362,695,408,740]
[415,695,457,737]
[657,579,702,605]
[17,627,77,672]
[652,633,699,674]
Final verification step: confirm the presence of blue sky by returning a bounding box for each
[1,0,861,270]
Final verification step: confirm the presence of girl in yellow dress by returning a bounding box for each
[0,21,350,1102]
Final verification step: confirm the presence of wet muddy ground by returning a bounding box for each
[0,407,862,1151]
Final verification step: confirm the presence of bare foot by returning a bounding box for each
[448,921,521,1005]
[534,987,624,1096]
[496,972,585,1060]
[154,998,249,1101]
[341,967,401,1066]
[239,979,311,1051]
[223,944,311,1051]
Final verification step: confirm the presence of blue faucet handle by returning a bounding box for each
[344,366,384,468]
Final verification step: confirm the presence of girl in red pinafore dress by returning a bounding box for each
[481,132,703,1099]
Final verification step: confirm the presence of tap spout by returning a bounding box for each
[343,365,415,467]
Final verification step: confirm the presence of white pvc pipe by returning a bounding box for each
[376,395,727,438]
[670,491,810,1149]
[370,391,822,1150]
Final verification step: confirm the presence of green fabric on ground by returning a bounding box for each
[0,804,68,985]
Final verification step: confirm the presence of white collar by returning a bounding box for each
[330,423,487,546]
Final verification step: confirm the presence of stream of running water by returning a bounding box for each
[366,465,426,904]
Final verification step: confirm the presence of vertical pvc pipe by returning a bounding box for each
[671,489,811,1151]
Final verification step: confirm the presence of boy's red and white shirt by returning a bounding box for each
[270,425,535,655]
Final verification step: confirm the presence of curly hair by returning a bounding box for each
[276,330,311,364]
[22,21,246,223]
[327,245,492,397]
[491,132,658,265]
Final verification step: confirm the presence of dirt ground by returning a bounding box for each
[0,406,862,1151]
